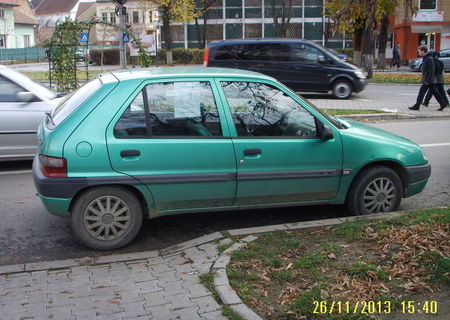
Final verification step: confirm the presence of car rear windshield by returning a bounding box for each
[47,78,101,129]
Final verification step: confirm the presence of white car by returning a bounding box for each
[0,65,62,161]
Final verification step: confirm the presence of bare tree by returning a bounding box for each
[194,0,215,48]
[268,0,294,37]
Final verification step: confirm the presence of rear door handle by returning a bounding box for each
[243,148,261,156]
[120,150,141,157]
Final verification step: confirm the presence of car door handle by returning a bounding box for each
[243,148,262,156]
[120,150,141,157]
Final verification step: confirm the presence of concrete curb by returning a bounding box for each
[342,112,450,121]
[211,211,409,320]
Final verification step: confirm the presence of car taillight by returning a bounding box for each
[203,47,209,67]
[39,154,67,178]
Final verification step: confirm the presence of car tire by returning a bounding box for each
[346,166,402,215]
[71,186,143,250]
[332,79,353,99]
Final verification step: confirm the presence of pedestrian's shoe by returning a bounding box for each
[421,103,429,107]
[408,105,420,110]
[437,105,448,111]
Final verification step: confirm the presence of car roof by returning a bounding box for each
[208,38,315,47]
[107,66,277,82]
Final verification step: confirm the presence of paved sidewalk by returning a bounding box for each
[0,213,408,320]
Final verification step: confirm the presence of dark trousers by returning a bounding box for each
[391,55,400,68]
[424,83,449,106]
[415,83,447,107]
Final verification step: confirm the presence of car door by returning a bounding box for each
[440,49,450,71]
[286,43,330,92]
[0,75,48,159]
[217,79,343,206]
[106,79,237,212]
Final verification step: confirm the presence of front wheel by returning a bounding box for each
[71,186,143,250]
[332,79,353,99]
[346,166,403,215]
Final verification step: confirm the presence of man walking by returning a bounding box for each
[409,46,447,111]
[422,51,449,111]
[391,43,401,69]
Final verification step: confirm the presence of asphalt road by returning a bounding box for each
[0,118,448,267]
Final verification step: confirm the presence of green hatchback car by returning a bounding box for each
[33,67,431,250]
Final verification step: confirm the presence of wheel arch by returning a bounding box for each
[329,75,356,91]
[346,160,408,201]
[68,184,150,218]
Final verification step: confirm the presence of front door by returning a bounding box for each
[0,75,47,159]
[106,79,237,212]
[218,80,342,206]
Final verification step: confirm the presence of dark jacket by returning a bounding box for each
[421,52,435,84]
[433,52,445,84]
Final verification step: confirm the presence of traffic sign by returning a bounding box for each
[122,32,130,43]
[79,33,89,43]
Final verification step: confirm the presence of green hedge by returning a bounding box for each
[158,48,205,65]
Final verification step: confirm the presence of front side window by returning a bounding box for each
[420,0,437,10]
[114,81,223,138]
[221,81,317,138]
[0,75,25,103]
[290,43,321,63]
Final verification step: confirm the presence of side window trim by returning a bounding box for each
[215,78,322,139]
[113,78,231,139]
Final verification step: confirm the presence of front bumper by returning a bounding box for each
[354,78,366,93]
[404,163,431,197]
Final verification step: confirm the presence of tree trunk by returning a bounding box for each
[376,14,389,70]
[194,17,202,48]
[161,6,172,64]
[202,13,208,48]
[353,26,363,66]
[363,27,374,79]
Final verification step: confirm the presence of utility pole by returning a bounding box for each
[114,0,127,69]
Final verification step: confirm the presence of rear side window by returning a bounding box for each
[114,81,223,138]
[48,79,101,128]
[214,43,290,61]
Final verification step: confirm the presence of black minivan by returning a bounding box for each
[204,38,366,99]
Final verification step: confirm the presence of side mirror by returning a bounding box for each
[16,92,36,103]
[315,118,334,141]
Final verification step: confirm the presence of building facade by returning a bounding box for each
[76,0,159,46]
[0,0,37,48]
[165,0,351,49]
[394,0,450,61]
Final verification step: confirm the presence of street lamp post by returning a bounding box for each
[114,0,127,69]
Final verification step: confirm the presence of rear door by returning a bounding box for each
[0,75,49,159]
[106,79,237,212]
[217,79,343,206]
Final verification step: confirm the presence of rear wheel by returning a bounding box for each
[71,186,143,250]
[332,79,353,99]
[346,166,402,215]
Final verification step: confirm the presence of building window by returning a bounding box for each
[132,11,139,24]
[102,12,108,21]
[149,10,153,23]
[0,35,6,48]
[0,10,4,19]
[23,35,31,48]
[110,12,116,24]
[125,13,129,24]
[420,0,437,10]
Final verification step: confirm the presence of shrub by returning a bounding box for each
[156,48,205,65]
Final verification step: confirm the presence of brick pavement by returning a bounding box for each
[0,242,226,320]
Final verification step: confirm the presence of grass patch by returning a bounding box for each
[199,273,245,320]
[23,70,106,82]
[332,219,368,240]
[294,251,325,269]
[227,207,449,319]
[323,109,388,116]
[369,73,450,84]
